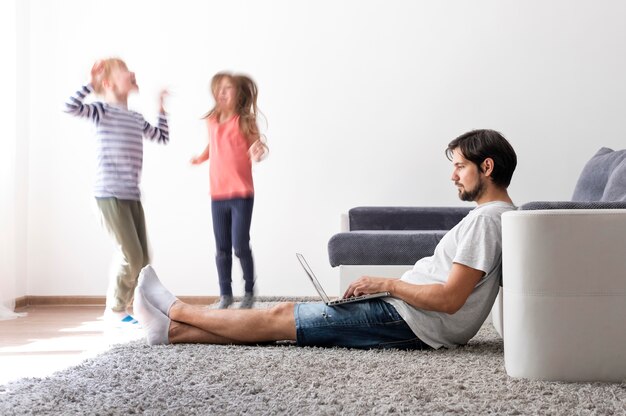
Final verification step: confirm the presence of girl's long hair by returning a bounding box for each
[204,72,268,152]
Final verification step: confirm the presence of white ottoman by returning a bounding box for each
[502,209,626,382]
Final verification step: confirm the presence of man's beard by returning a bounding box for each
[457,178,485,202]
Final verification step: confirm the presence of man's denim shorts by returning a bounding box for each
[294,299,430,350]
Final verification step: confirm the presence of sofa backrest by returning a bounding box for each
[571,147,626,202]
[348,207,472,231]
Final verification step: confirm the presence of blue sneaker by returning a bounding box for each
[104,310,139,326]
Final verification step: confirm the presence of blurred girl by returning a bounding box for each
[191,72,267,309]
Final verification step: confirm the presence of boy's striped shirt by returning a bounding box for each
[64,84,169,201]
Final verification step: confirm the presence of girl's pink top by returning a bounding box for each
[208,114,254,200]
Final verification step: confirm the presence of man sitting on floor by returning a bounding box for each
[133,129,517,350]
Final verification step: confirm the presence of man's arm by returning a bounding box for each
[344,263,484,314]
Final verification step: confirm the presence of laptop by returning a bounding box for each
[296,253,391,306]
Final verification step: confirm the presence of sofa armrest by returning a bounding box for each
[520,201,626,210]
[503,208,626,292]
[502,209,626,381]
[348,206,472,231]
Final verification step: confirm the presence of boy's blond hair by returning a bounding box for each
[92,58,127,94]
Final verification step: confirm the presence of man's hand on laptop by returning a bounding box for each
[344,276,394,299]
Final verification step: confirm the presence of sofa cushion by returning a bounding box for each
[328,230,446,267]
[602,158,626,201]
[572,147,626,202]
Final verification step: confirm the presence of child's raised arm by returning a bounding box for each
[158,89,168,115]
[90,60,105,89]
[142,89,169,144]
[63,61,106,123]
[247,123,267,162]
[142,115,169,144]
[190,144,210,165]
[248,140,267,162]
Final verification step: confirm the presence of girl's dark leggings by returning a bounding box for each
[211,197,255,296]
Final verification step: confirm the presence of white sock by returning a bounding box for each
[133,286,170,345]
[138,265,177,316]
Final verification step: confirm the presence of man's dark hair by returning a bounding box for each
[446,129,517,188]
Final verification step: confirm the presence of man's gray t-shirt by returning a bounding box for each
[385,201,516,349]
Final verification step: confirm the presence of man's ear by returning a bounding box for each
[481,158,495,177]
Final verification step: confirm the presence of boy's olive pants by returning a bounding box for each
[96,197,150,312]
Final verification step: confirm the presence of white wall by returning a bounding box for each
[0,0,19,306]
[19,0,626,298]
[1,0,29,308]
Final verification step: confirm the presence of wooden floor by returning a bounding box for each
[0,306,144,385]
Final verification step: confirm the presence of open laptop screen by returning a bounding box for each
[296,253,331,303]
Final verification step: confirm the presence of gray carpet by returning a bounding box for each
[1,301,625,415]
